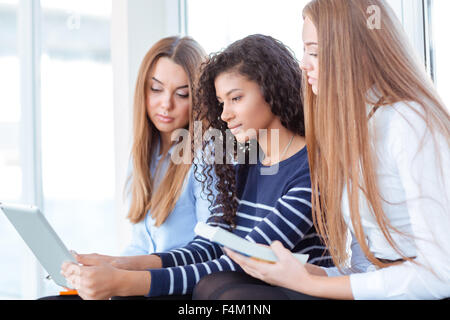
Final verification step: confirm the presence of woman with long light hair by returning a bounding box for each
[51,36,215,300]
[226,0,450,300]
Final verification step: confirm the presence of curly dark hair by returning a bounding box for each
[193,34,305,228]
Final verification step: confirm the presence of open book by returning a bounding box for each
[194,222,309,264]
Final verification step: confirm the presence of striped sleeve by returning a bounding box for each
[147,185,317,297]
[147,254,240,297]
[153,211,225,268]
[243,187,314,250]
[148,213,243,297]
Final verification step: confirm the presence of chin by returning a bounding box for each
[235,137,248,144]
[234,132,255,145]
[154,123,177,134]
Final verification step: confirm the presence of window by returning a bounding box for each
[186,0,310,59]
[0,0,115,299]
[429,0,450,109]
[0,0,23,300]
[186,0,448,108]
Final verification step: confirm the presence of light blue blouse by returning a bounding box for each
[122,142,213,256]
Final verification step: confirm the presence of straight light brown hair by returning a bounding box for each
[127,36,206,226]
[302,0,450,269]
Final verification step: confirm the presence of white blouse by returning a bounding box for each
[324,101,450,300]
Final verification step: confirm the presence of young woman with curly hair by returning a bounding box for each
[188,33,334,300]
[153,33,330,300]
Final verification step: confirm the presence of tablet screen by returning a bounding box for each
[0,203,76,288]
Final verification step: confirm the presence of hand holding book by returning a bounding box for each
[194,222,309,264]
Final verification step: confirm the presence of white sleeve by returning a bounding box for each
[323,232,374,277]
[350,103,450,300]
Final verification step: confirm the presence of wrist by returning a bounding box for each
[298,275,354,300]
[304,263,328,277]
[115,269,151,297]
[113,255,162,271]
[291,272,318,296]
[111,256,134,270]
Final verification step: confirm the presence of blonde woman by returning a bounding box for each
[226,0,450,300]
[122,35,210,257]
[51,36,214,300]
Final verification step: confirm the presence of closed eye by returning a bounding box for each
[177,93,189,98]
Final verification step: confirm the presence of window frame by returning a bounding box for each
[423,0,435,81]
[17,0,45,299]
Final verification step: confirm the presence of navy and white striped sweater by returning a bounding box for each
[148,147,332,297]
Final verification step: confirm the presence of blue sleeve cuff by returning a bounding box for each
[147,268,170,297]
[153,252,176,268]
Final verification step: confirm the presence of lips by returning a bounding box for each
[228,124,242,135]
[156,114,175,123]
[308,77,316,85]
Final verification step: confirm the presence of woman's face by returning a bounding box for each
[215,71,277,144]
[146,57,190,135]
[300,16,319,95]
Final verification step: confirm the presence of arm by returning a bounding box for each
[112,254,162,270]
[225,242,354,300]
[146,195,328,298]
[242,187,316,250]
[74,219,162,271]
[321,232,374,277]
[224,231,371,299]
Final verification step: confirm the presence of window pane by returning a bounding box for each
[187,0,310,59]
[0,0,24,300]
[39,0,115,295]
[431,0,450,109]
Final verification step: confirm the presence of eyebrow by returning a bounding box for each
[217,88,242,100]
[152,77,188,90]
[304,42,318,46]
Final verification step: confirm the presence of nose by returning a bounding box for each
[299,58,310,72]
[220,102,234,123]
[160,92,173,111]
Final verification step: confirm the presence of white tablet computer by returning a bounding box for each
[0,202,77,288]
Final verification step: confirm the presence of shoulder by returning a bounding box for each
[375,101,428,137]
[281,148,312,192]
[371,101,432,153]
[373,101,449,167]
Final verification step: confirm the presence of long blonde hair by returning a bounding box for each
[303,0,450,269]
[127,36,206,226]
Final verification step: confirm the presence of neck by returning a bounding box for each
[258,120,303,166]
[159,132,173,156]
